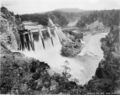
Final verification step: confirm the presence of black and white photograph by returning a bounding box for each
[0,0,120,94]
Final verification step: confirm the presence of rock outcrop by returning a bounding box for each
[0,7,22,52]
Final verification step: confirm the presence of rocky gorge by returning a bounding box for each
[0,7,86,95]
[87,26,120,94]
[0,6,120,95]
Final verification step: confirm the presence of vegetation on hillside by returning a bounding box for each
[0,7,23,50]
[20,13,49,26]
[48,11,68,26]
[61,32,83,57]
[75,9,120,94]
[21,9,120,28]
[20,11,68,26]
[77,10,120,28]
[86,26,120,94]
[0,51,89,95]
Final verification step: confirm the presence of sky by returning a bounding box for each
[1,0,120,14]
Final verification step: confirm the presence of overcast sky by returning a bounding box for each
[1,0,120,14]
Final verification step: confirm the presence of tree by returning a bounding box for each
[49,11,68,26]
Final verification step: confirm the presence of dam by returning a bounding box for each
[19,20,108,84]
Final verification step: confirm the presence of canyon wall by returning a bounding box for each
[87,25,120,93]
[0,7,22,53]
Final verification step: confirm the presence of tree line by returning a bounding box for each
[76,10,120,28]
[20,11,68,27]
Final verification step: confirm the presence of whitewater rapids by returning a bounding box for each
[20,32,108,85]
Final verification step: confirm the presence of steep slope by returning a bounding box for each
[0,7,22,52]
[87,25,120,93]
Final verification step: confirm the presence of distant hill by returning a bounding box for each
[54,9,92,26]
[20,8,91,27]
[56,8,83,13]
[20,8,120,27]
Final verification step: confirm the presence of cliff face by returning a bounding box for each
[111,27,120,56]
[0,7,22,53]
[101,26,120,58]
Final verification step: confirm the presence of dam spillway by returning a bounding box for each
[18,21,108,84]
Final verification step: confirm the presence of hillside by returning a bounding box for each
[0,7,22,52]
[77,10,120,28]
[20,9,120,29]
[86,25,120,94]
[20,8,91,27]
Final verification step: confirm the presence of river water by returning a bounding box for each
[21,32,108,85]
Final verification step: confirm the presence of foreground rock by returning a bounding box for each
[0,50,49,94]
[61,40,82,57]
[61,31,83,57]
[0,49,87,94]
[0,7,22,51]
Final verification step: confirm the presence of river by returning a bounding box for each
[21,32,108,85]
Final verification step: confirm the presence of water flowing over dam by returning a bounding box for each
[18,20,108,84]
